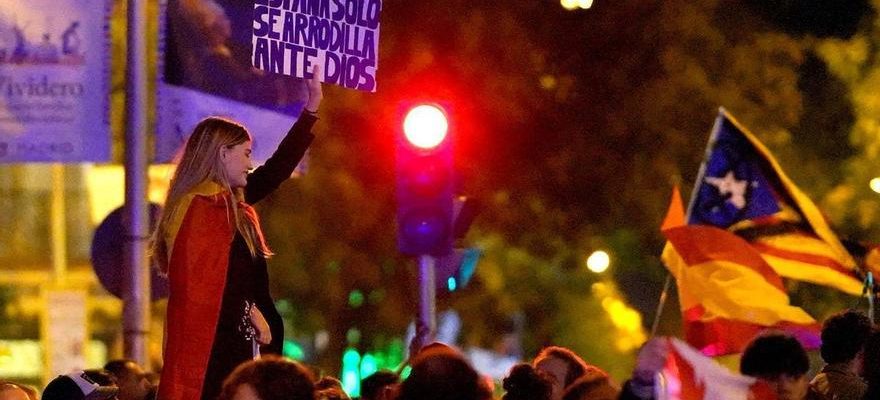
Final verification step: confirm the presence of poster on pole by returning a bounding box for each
[42,290,88,378]
[0,0,111,163]
[251,0,382,92]
[158,0,317,166]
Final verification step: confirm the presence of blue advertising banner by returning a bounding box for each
[251,0,382,92]
[0,0,111,163]
[158,0,312,167]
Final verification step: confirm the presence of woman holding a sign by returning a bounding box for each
[152,68,323,400]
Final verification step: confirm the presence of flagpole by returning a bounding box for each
[650,276,671,336]
[650,109,726,337]
[868,272,874,322]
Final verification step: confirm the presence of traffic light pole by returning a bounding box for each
[417,255,437,341]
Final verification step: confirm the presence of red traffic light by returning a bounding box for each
[396,102,454,256]
[403,104,448,150]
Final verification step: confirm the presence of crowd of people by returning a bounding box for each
[2,36,874,399]
[3,308,880,400]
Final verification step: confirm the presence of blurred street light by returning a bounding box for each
[586,250,610,273]
[870,177,880,194]
[561,0,594,10]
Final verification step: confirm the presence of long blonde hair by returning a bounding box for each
[151,117,272,274]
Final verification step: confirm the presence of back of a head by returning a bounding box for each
[360,370,399,400]
[533,346,594,388]
[561,375,620,400]
[42,372,118,400]
[10,383,37,400]
[398,345,491,400]
[0,382,31,400]
[82,369,116,387]
[315,376,344,392]
[501,363,553,400]
[315,376,349,400]
[219,356,316,400]
[316,387,349,400]
[740,332,809,378]
[819,309,872,364]
[103,359,137,378]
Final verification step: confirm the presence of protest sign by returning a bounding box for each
[251,0,381,92]
[158,0,314,167]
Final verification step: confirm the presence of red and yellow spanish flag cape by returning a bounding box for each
[158,182,235,400]
[661,186,820,356]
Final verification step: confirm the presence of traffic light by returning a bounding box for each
[436,247,481,292]
[436,197,481,292]
[396,103,454,256]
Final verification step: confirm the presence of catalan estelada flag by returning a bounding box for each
[686,108,863,295]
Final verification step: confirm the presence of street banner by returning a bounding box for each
[42,290,88,378]
[0,0,111,162]
[251,0,381,92]
[158,0,314,167]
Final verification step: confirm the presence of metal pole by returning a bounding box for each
[868,272,875,322]
[418,255,437,341]
[50,164,67,286]
[123,0,151,368]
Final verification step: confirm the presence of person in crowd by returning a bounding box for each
[143,371,159,400]
[153,65,323,400]
[0,382,31,400]
[618,338,668,400]
[740,331,820,400]
[810,309,872,400]
[105,359,153,400]
[533,346,609,400]
[41,371,118,400]
[218,355,316,400]
[561,374,620,400]
[397,342,493,400]
[501,363,553,400]
[83,369,117,387]
[15,384,37,400]
[860,328,880,399]
[359,370,399,400]
[314,376,349,400]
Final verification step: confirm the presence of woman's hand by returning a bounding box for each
[305,64,323,113]
[249,305,272,345]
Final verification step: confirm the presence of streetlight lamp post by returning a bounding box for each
[123,0,151,367]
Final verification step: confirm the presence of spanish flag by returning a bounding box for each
[661,186,820,356]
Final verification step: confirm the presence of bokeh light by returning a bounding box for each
[870,177,880,193]
[586,250,611,273]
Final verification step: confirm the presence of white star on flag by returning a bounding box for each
[705,171,748,209]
